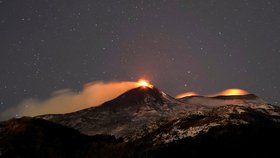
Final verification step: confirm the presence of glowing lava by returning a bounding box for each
[137,79,153,88]
[215,88,249,96]
[176,92,199,98]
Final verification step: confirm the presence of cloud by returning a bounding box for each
[0,81,138,120]
[207,88,249,97]
[175,91,199,98]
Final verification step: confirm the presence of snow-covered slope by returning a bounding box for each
[150,104,280,145]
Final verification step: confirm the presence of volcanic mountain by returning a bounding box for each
[38,86,197,141]
[1,86,280,157]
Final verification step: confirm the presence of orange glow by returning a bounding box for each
[176,92,199,98]
[137,79,153,88]
[214,88,249,96]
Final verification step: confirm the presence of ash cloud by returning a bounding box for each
[0,81,138,120]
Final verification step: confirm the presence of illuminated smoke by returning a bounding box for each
[209,88,249,97]
[0,81,139,120]
[176,92,199,98]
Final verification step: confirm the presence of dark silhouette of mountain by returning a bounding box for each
[0,117,124,158]
[1,86,280,157]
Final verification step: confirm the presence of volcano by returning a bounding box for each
[1,86,280,157]
[37,86,191,141]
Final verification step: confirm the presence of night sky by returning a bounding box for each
[1,0,280,113]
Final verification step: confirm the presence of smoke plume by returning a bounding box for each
[1,81,138,120]
[175,91,199,98]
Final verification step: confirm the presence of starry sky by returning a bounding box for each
[1,0,280,112]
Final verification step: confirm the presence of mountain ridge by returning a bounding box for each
[37,86,190,140]
[37,86,276,139]
[1,86,280,157]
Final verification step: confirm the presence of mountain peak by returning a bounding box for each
[103,86,165,109]
[121,86,163,99]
